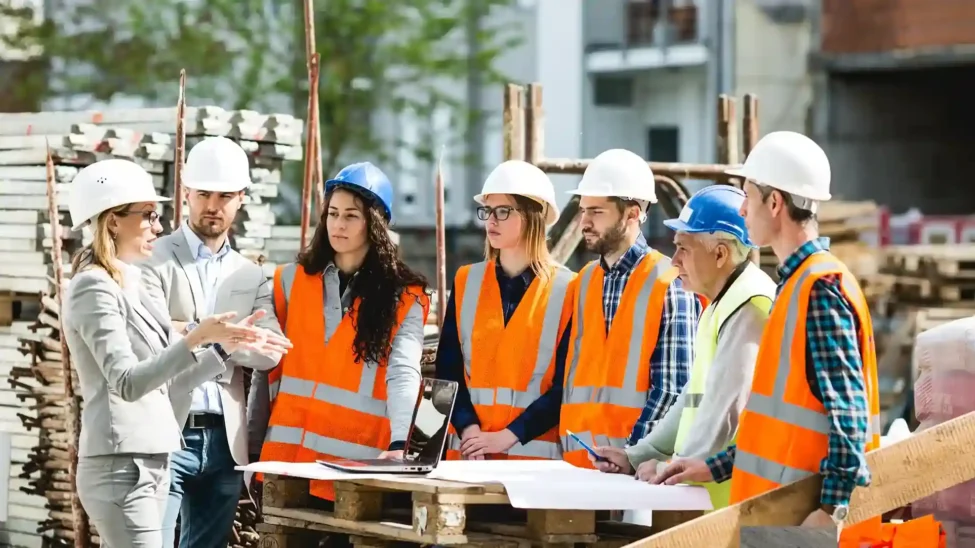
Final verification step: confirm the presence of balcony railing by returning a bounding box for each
[626,0,698,47]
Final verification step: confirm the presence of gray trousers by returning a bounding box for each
[77,454,170,548]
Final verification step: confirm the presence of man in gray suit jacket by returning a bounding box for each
[142,137,286,548]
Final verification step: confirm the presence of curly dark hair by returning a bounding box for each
[296,186,429,365]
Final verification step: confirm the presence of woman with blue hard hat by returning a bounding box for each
[590,184,777,511]
[254,161,430,503]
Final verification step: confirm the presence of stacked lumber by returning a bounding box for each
[0,145,168,295]
[0,108,303,260]
[11,283,97,547]
[0,305,53,548]
[874,245,975,432]
[759,200,882,290]
[878,245,975,307]
[0,107,302,548]
[229,500,260,548]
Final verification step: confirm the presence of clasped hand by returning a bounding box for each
[459,425,518,459]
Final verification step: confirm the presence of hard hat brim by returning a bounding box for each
[183,181,250,192]
[725,168,832,201]
[326,180,393,222]
[566,188,658,204]
[662,218,691,233]
[662,218,757,248]
[70,193,171,231]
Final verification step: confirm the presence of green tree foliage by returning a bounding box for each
[1,0,521,176]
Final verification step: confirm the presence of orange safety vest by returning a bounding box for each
[730,251,882,540]
[867,515,946,548]
[444,261,574,461]
[258,262,430,500]
[560,251,704,469]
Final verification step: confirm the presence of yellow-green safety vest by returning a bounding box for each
[673,262,776,509]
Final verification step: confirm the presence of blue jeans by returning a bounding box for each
[162,423,242,548]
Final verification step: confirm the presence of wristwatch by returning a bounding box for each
[185,320,199,335]
[822,504,849,525]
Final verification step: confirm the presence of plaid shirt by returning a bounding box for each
[705,237,871,507]
[600,234,702,446]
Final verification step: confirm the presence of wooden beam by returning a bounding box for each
[502,84,525,162]
[623,411,975,548]
[535,159,739,181]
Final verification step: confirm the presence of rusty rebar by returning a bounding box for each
[45,145,89,548]
[434,147,447,329]
[173,70,187,228]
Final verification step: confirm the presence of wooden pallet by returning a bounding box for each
[259,474,698,547]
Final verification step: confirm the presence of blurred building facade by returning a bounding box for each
[808,0,975,215]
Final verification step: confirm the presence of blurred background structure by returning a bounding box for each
[1,0,975,546]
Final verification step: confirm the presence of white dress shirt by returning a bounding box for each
[181,224,232,415]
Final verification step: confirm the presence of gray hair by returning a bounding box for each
[697,232,751,266]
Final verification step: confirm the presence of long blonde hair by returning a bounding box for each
[483,194,555,281]
[70,204,129,285]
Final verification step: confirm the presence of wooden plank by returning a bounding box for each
[624,410,975,548]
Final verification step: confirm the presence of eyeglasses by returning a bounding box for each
[476,206,520,222]
[118,209,161,224]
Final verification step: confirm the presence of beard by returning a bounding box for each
[583,220,627,257]
[190,216,229,239]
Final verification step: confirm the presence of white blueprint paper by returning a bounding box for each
[237,460,713,511]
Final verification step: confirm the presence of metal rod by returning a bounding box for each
[46,145,89,548]
[434,146,447,329]
[535,158,740,180]
[310,54,323,218]
[299,0,318,250]
[173,70,187,228]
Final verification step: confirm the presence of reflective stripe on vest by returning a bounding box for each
[560,252,679,467]
[672,262,775,510]
[731,253,881,502]
[445,261,573,460]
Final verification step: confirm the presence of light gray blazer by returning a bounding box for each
[140,231,282,465]
[62,268,228,458]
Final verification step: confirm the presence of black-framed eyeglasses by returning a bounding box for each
[118,209,161,224]
[476,206,520,222]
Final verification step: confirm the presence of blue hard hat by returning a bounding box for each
[663,185,755,247]
[325,162,394,222]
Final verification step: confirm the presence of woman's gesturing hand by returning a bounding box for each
[185,312,261,350]
[223,310,293,356]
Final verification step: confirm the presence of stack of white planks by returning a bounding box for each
[0,106,303,548]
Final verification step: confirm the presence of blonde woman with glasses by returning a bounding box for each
[62,159,289,548]
[437,160,575,461]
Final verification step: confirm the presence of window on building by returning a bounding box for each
[645,125,681,246]
[592,76,635,108]
[647,126,680,162]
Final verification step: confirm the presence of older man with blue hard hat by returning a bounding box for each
[590,185,776,510]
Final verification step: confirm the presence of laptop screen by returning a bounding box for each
[403,378,457,463]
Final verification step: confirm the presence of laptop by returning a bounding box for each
[318,378,458,474]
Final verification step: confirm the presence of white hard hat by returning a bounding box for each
[183,136,252,192]
[567,149,657,204]
[725,131,831,203]
[475,160,560,227]
[68,159,170,231]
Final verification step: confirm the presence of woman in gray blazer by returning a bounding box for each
[62,159,289,548]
